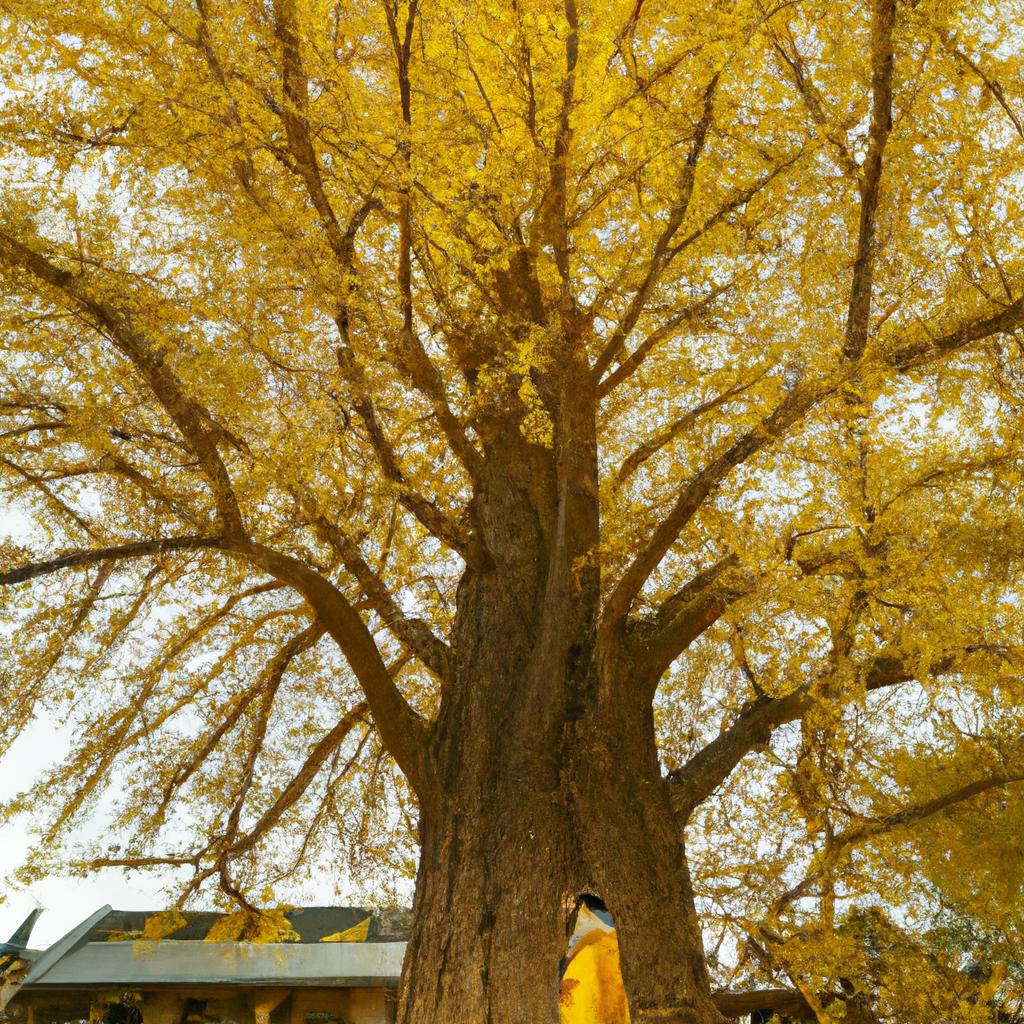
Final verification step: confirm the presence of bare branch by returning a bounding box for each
[87,853,202,870]
[536,0,579,299]
[842,0,896,362]
[0,536,223,586]
[0,419,67,440]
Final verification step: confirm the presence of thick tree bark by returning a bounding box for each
[571,666,727,1024]
[396,374,725,1023]
[399,789,574,1024]
[397,794,573,1019]
[397,422,578,1024]
[398,654,726,1024]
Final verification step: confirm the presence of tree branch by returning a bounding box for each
[0,445,434,798]
[601,7,897,627]
[221,622,325,846]
[595,151,800,397]
[541,0,579,300]
[0,232,246,536]
[0,536,223,586]
[236,540,436,803]
[769,769,1024,921]
[308,511,451,680]
[271,0,481,556]
[225,699,369,858]
[272,0,351,262]
[842,770,1024,847]
[668,651,960,820]
[842,0,896,361]
[156,674,275,824]
[712,987,813,1019]
[889,292,1024,370]
[770,29,859,182]
[615,370,769,485]
[627,554,754,684]
[942,34,1024,142]
[605,270,1024,634]
[591,73,719,381]
[334,338,489,569]
[3,533,438,802]
[602,371,839,632]
[597,283,733,399]
[381,0,483,481]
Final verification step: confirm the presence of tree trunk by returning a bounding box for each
[397,426,578,1024]
[398,672,726,1024]
[398,792,573,1024]
[397,376,723,1023]
[572,684,727,1024]
[397,620,725,1022]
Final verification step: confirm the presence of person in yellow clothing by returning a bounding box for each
[560,896,630,1024]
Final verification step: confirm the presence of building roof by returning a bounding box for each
[13,907,410,991]
[80,907,411,944]
[0,910,42,958]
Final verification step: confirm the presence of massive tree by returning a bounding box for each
[2,0,1024,1020]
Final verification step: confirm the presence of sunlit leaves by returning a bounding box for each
[2,0,1024,1011]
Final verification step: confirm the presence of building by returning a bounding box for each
[1,906,408,1024]
[1,904,810,1024]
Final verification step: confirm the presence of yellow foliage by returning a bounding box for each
[0,0,1023,1014]
[141,911,187,941]
[321,917,371,943]
[205,910,299,944]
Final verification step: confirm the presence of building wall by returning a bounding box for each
[7,986,394,1024]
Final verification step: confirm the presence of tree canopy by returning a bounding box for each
[2,0,1024,1020]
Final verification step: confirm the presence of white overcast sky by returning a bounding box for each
[0,510,177,949]
[0,717,172,949]
[1,496,406,952]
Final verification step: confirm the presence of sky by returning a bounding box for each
[0,490,413,952]
[0,719,171,949]
[0,509,177,949]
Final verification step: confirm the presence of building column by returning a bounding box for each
[252,987,290,1024]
